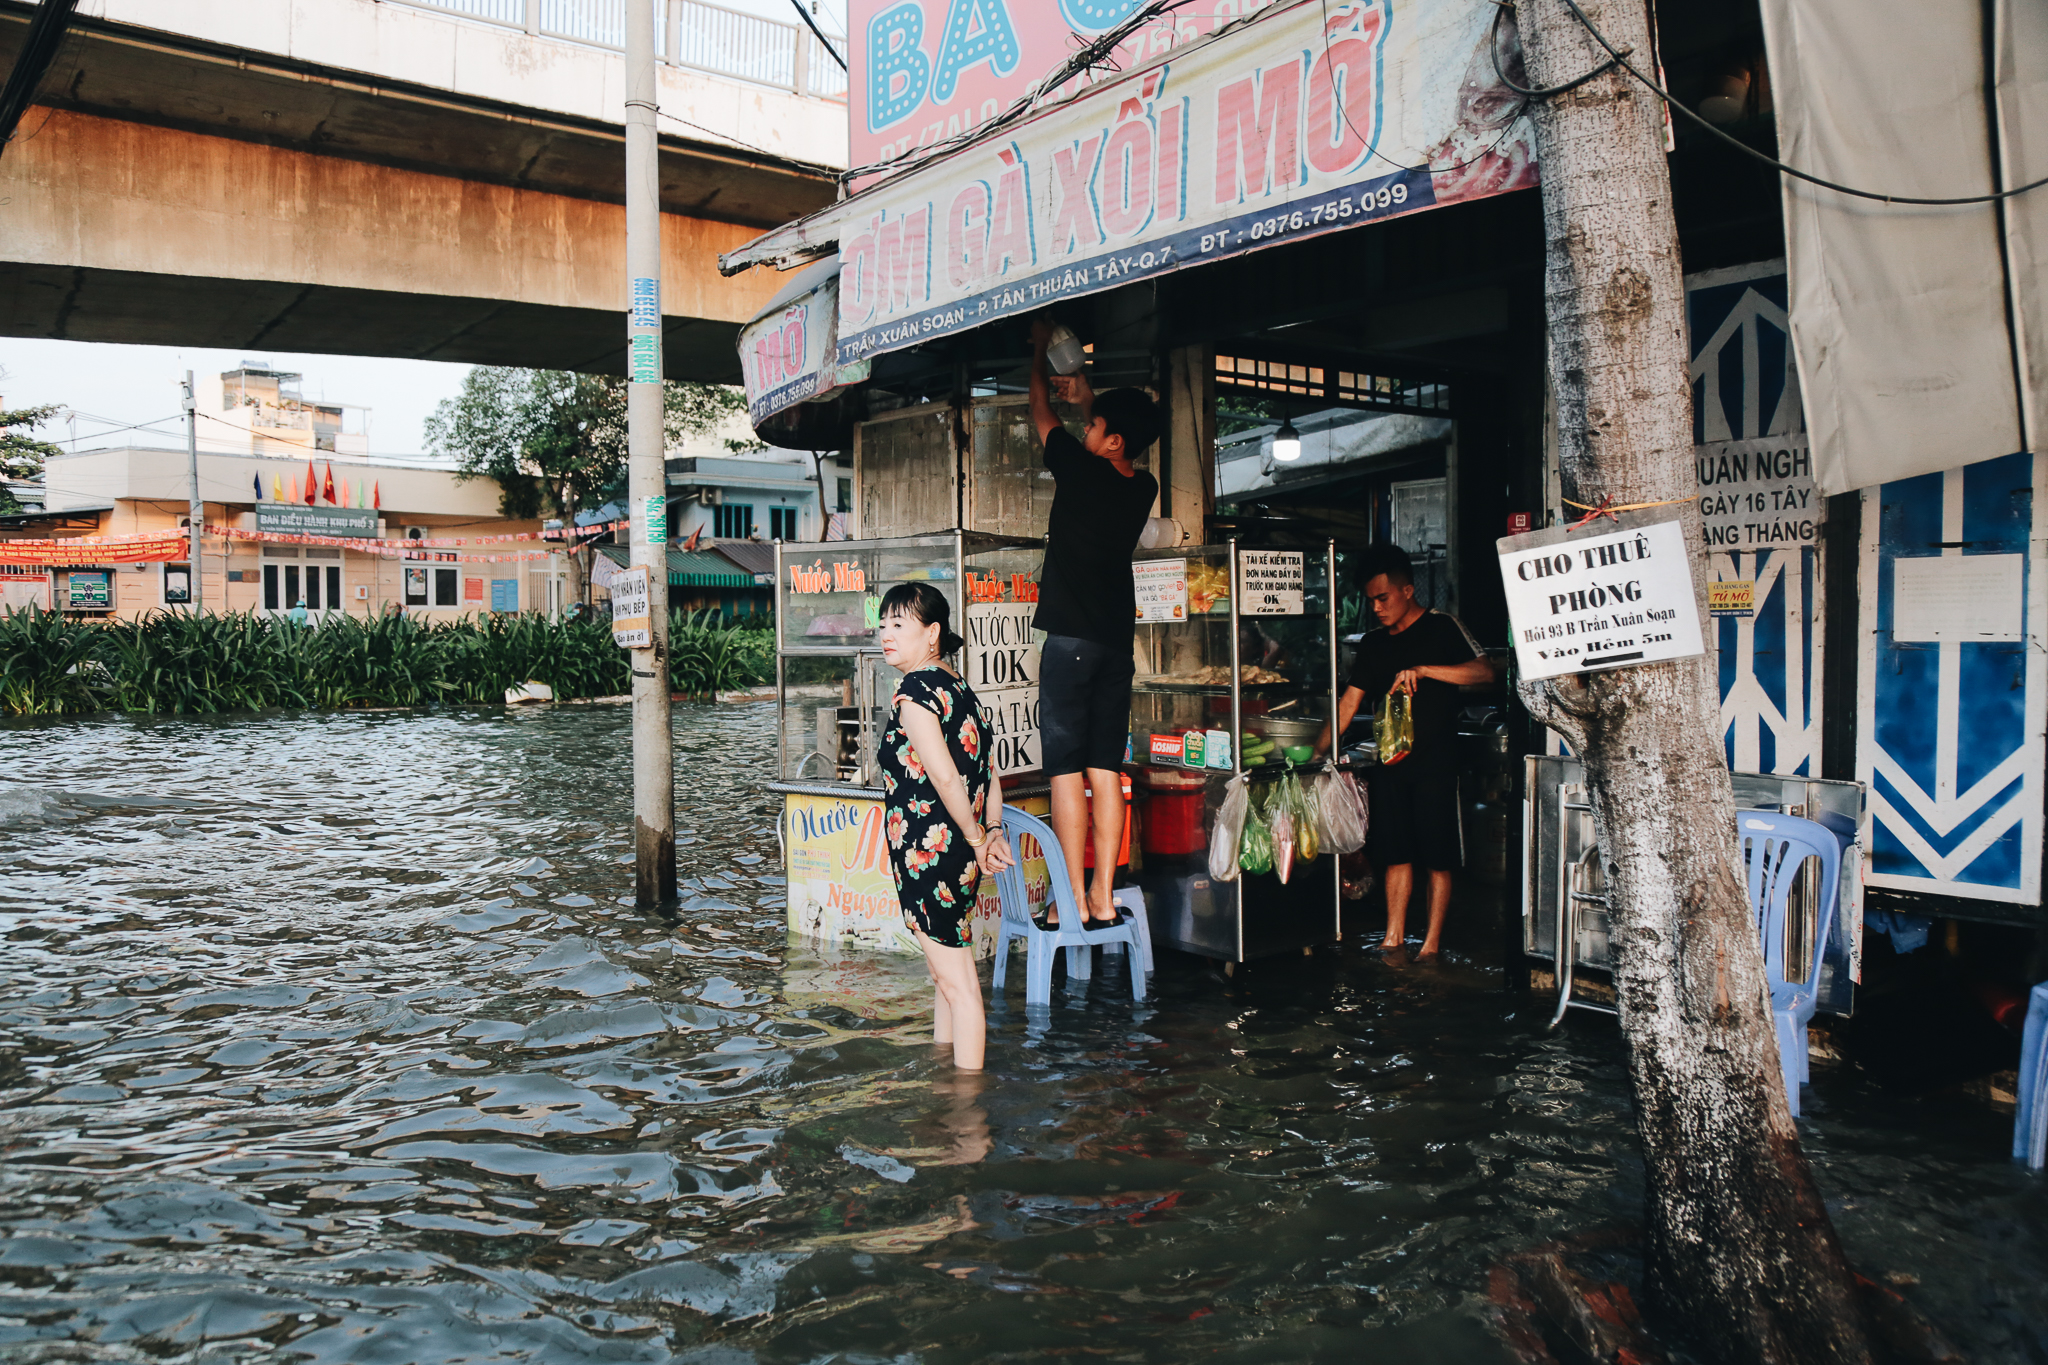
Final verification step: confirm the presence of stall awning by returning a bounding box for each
[719,0,1536,374]
[1760,0,2046,493]
[596,544,760,590]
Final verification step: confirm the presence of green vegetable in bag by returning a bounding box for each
[1239,788,1274,875]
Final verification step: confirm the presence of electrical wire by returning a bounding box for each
[1319,0,1533,178]
[1506,0,2048,207]
[784,0,846,72]
[1485,3,1624,100]
[838,0,1216,187]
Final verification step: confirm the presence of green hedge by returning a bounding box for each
[0,605,773,716]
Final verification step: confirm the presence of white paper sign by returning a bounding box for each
[1134,558,1189,623]
[964,601,1040,688]
[610,567,652,649]
[1893,554,2024,642]
[978,687,1041,777]
[1696,435,1819,549]
[1498,514,1706,679]
[1237,550,1304,615]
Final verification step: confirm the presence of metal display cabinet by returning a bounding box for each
[773,532,1038,787]
[1128,540,1344,962]
[1523,755,1865,1022]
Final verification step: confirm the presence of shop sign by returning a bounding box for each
[849,0,1284,179]
[66,570,111,611]
[965,601,1041,776]
[1134,557,1188,622]
[1497,512,1707,680]
[784,792,1049,956]
[1237,550,1303,615]
[1696,435,1818,549]
[1708,579,1755,617]
[737,270,874,422]
[610,567,652,648]
[727,0,1537,369]
[256,502,379,538]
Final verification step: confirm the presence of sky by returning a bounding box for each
[0,340,476,458]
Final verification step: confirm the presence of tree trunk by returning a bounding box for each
[1513,3,1876,1361]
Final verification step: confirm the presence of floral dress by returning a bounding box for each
[879,667,991,949]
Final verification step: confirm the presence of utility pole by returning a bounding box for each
[183,370,202,612]
[625,0,676,907]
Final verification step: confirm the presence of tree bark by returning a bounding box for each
[1513,3,1875,1361]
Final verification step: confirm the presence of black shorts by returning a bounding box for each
[1038,633,1134,776]
[1365,755,1463,872]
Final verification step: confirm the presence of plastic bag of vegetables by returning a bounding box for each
[1209,773,1250,882]
[1284,766,1319,863]
[1269,790,1297,884]
[1239,788,1274,875]
[1314,767,1367,854]
[1376,688,1413,765]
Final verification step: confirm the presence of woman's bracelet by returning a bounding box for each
[963,824,989,848]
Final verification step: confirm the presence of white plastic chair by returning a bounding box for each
[990,807,1146,1008]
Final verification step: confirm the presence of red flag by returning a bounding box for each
[682,524,702,552]
[304,462,318,505]
[371,480,381,511]
[322,462,338,505]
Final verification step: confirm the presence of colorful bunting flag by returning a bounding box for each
[322,462,337,505]
[303,462,318,505]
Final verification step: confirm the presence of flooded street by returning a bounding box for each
[1,703,2044,1363]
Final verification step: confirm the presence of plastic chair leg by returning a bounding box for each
[1026,936,1054,1008]
[992,928,1012,992]
[2015,984,2048,1168]
[1066,941,1093,981]
[1114,888,1153,974]
[1126,934,1146,1001]
[1774,1009,1802,1118]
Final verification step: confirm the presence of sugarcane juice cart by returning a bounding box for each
[1127,540,1343,961]
[769,531,1050,956]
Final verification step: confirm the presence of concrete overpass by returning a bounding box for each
[0,0,844,382]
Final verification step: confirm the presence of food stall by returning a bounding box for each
[1127,540,1346,961]
[770,531,1053,957]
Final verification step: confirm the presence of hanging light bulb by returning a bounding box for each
[1273,417,1302,462]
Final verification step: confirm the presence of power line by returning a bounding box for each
[785,0,845,72]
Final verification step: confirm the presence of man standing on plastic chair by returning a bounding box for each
[1026,317,1160,931]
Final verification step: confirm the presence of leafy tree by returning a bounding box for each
[424,368,747,601]
[0,402,62,515]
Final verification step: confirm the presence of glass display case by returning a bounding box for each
[773,531,1041,786]
[1127,541,1344,961]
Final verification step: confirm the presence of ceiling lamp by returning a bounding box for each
[1273,417,1302,462]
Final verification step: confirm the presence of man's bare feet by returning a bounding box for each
[1378,935,1403,951]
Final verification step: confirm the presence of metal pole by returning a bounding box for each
[184,371,202,612]
[626,0,676,907]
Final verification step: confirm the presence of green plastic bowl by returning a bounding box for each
[1283,744,1313,764]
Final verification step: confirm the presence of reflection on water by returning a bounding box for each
[1,704,2043,1362]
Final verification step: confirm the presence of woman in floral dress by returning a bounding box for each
[877,582,1013,1071]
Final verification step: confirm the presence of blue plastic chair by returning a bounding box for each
[990,807,1146,1008]
[2014,982,2048,1170]
[1738,812,1841,1118]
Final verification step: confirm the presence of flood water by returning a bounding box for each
[1,703,2044,1364]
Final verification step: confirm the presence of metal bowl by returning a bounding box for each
[1248,715,1324,745]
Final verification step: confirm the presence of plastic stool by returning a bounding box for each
[1095,887,1154,975]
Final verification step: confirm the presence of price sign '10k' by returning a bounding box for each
[1497,512,1706,680]
[1237,551,1304,616]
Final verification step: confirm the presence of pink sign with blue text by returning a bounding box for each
[850,0,1287,179]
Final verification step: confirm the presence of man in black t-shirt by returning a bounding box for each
[1028,318,1160,928]
[1315,546,1492,957]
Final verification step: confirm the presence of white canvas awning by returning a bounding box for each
[1760,0,2046,494]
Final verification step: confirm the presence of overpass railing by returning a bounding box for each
[390,0,848,101]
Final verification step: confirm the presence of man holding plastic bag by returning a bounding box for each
[1315,546,1492,957]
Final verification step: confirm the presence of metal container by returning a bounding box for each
[1247,714,1324,745]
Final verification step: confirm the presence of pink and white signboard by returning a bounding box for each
[731,0,1537,370]
[851,0,1288,178]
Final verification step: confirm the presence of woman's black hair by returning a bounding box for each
[879,581,964,656]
